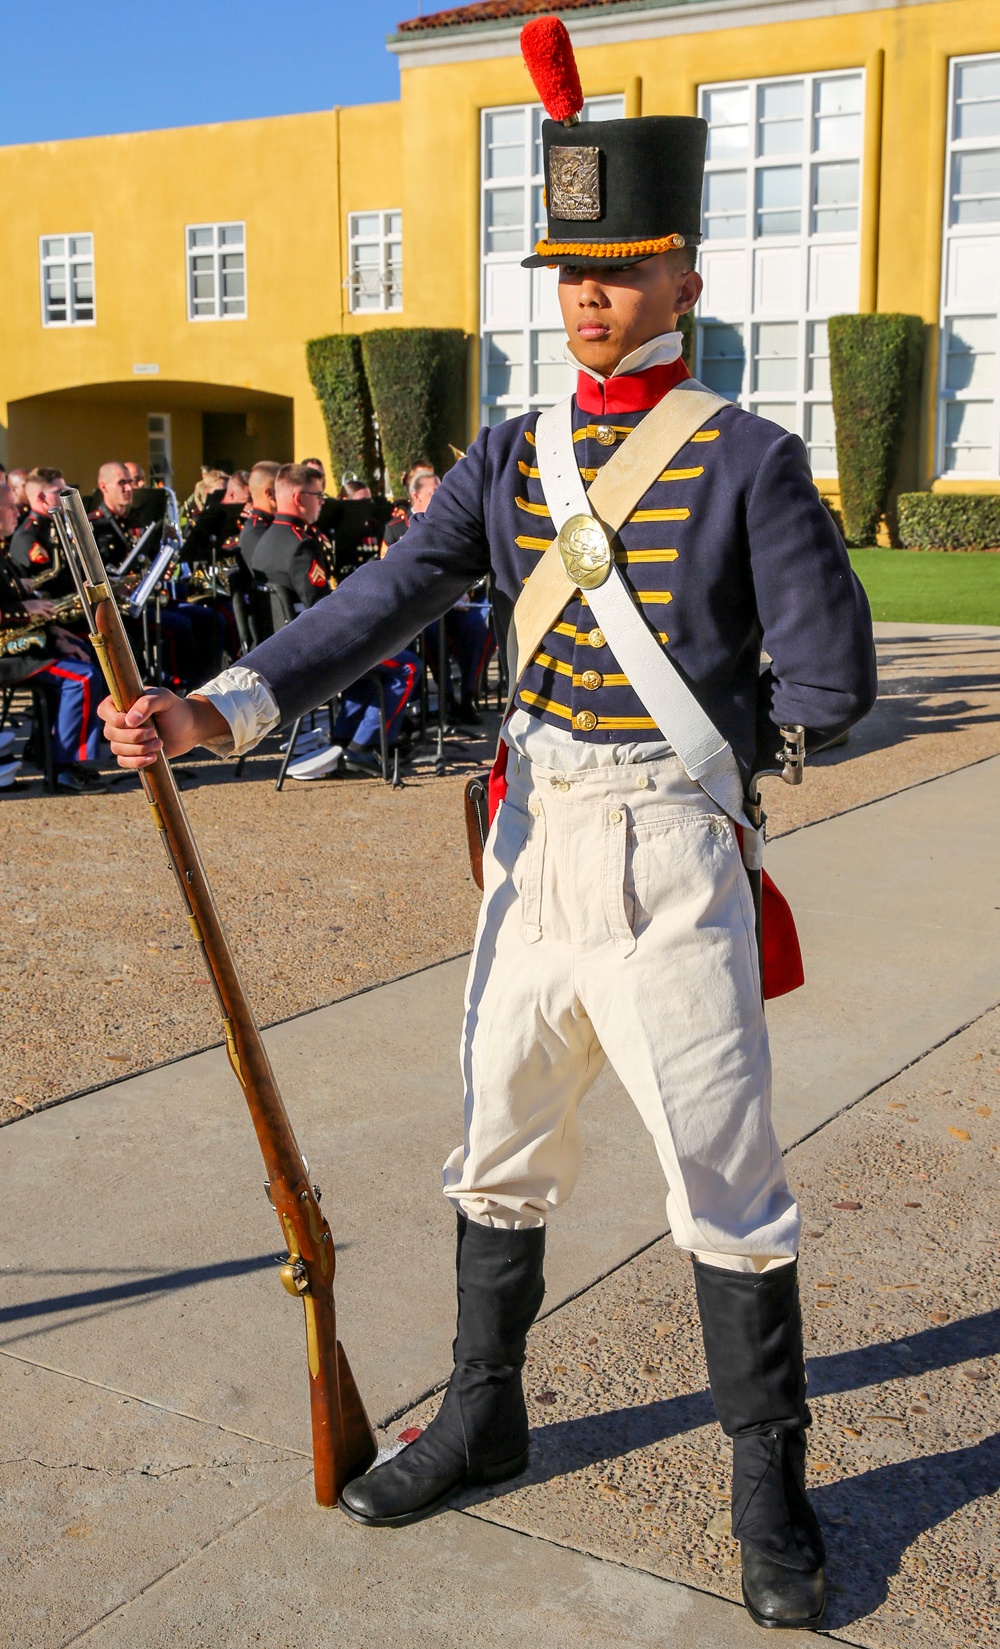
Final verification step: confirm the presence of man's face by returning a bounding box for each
[293,479,325,525]
[9,471,28,506]
[410,475,439,515]
[124,462,145,487]
[100,467,134,516]
[0,485,18,539]
[223,476,250,504]
[27,478,65,516]
[557,254,703,376]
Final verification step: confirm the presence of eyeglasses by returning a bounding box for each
[301,490,325,500]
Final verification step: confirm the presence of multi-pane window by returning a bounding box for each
[147,414,172,484]
[696,72,864,476]
[938,55,1000,477]
[481,96,624,426]
[186,222,246,320]
[348,211,402,313]
[39,234,95,326]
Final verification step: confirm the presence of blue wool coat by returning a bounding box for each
[241,397,877,780]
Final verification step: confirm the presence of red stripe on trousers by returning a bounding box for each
[381,659,418,734]
[46,663,92,761]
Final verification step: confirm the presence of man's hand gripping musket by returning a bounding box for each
[53,488,377,1506]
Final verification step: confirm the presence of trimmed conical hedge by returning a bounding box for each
[305,334,378,488]
[828,313,925,544]
[361,328,468,494]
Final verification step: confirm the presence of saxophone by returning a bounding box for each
[0,593,79,657]
[0,582,141,658]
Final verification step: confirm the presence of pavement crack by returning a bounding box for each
[0,1455,201,1478]
[0,1348,310,1460]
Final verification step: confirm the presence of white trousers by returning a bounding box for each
[444,754,800,1268]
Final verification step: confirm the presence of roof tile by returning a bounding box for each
[398,0,627,34]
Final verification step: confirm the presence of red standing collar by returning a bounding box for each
[575,357,690,415]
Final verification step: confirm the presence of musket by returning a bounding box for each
[52,488,377,1506]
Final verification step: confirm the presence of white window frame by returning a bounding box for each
[185,221,247,322]
[480,96,624,427]
[347,211,402,314]
[937,53,1000,480]
[39,232,96,328]
[695,70,865,477]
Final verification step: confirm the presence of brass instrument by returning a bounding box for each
[0,593,80,658]
[0,581,140,658]
[0,624,46,659]
[188,559,235,597]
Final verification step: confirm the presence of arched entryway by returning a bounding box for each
[8,380,295,497]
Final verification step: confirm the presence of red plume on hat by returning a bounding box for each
[520,16,583,126]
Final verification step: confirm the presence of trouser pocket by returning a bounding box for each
[601,799,636,957]
[520,802,546,944]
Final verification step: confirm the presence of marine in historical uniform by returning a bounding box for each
[102,19,876,1630]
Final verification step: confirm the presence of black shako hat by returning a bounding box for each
[519,17,706,271]
[523,115,708,270]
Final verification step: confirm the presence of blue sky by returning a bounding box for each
[0,0,414,146]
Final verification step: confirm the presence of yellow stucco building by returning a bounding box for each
[1,0,998,500]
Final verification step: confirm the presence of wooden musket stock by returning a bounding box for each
[53,489,376,1506]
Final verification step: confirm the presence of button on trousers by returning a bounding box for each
[444,754,800,1263]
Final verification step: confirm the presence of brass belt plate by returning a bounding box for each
[557,512,612,591]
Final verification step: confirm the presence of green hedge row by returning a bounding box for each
[306,328,468,495]
[898,492,1000,551]
[828,313,924,544]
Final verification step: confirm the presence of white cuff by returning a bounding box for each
[192,665,281,757]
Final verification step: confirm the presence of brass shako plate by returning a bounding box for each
[557,512,612,591]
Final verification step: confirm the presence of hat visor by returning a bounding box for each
[522,250,656,271]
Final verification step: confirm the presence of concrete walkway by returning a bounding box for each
[1,756,998,1647]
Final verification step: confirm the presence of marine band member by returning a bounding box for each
[88,461,139,564]
[251,463,335,613]
[237,461,279,565]
[101,20,876,1631]
[9,469,77,598]
[0,484,109,792]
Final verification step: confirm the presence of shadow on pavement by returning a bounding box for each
[0,1252,281,1327]
[462,1308,999,1630]
[816,1432,1000,1629]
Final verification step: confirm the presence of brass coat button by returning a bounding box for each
[587,627,606,648]
[595,425,616,446]
[581,669,602,691]
[574,709,598,732]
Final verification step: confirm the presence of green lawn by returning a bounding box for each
[848,547,1000,626]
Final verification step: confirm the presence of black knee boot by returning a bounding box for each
[693,1257,826,1630]
[340,1213,545,1527]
